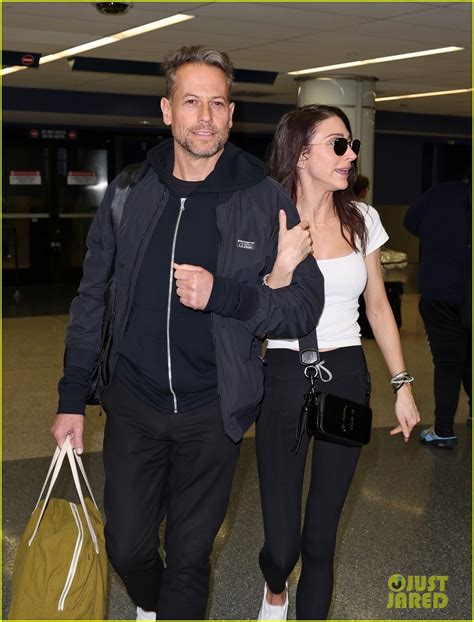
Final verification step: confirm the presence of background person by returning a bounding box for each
[51,46,323,621]
[405,180,471,447]
[352,174,370,201]
[256,104,420,620]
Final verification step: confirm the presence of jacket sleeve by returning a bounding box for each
[211,180,324,339]
[57,177,119,412]
[245,249,324,339]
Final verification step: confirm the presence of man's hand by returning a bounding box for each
[51,414,84,454]
[174,263,214,310]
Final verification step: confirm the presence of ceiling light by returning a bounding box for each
[1,13,194,76]
[375,88,473,102]
[1,65,27,76]
[288,46,463,76]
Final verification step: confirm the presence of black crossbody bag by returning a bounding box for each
[292,332,372,453]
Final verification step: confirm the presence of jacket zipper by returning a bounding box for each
[167,197,187,413]
[58,503,84,611]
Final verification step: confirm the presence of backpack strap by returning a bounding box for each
[110,160,150,237]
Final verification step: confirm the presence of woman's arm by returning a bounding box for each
[363,249,420,441]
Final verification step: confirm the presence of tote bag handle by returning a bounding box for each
[28,437,99,553]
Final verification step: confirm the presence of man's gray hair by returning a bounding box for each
[161,45,234,99]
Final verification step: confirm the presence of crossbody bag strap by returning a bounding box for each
[298,330,333,383]
[298,329,319,360]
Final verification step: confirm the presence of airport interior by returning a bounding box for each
[2,2,472,620]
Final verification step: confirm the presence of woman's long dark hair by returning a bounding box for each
[268,104,367,253]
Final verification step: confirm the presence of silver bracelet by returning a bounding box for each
[262,273,271,287]
[390,372,414,393]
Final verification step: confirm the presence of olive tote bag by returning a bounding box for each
[8,437,107,620]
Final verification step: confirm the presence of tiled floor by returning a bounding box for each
[2,291,472,619]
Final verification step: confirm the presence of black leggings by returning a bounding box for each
[256,346,370,620]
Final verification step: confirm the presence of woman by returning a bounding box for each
[256,105,420,620]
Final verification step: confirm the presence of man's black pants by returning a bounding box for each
[419,297,471,437]
[101,376,240,620]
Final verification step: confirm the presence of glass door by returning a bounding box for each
[3,141,51,286]
[3,136,109,286]
[53,146,108,283]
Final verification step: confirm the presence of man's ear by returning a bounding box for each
[160,97,172,126]
[228,102,235,129]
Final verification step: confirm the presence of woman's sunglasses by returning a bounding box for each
[307,138,361,156]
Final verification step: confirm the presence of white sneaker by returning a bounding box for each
[257,582,288,620]
[136,606,156,620]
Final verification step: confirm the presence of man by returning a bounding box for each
[405,180,471,448]
[51,46,323,620]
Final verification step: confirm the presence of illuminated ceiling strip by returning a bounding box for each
[1,13,194,76]
[1,65,27,76]
[376,88,473,102]
[288,46,463,76]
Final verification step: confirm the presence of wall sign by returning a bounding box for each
[29,129,80,140]
[9,170,42,185]
[67,171,98,186]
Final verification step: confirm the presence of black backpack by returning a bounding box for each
[86,161,150,405]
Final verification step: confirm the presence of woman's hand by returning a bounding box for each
[266,210,313,288]
[390,385,421,442]
[276,209,313,273]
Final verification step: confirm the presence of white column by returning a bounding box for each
[297,76,377,203]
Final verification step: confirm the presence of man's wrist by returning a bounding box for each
[205,275,240,315]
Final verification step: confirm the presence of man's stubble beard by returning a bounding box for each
[175,125,230,159]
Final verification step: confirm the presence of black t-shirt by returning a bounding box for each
[116,176,221,413]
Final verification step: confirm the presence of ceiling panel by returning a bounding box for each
[352,19,471,47]
[2,1,471,121]
[191,3,371,29]
[391,6,471,31]
[225,2,437,19]
[447,2,474,12]
[3,27,99,48]
[2,2,194,24]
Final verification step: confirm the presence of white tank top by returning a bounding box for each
[267,203,389,351]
